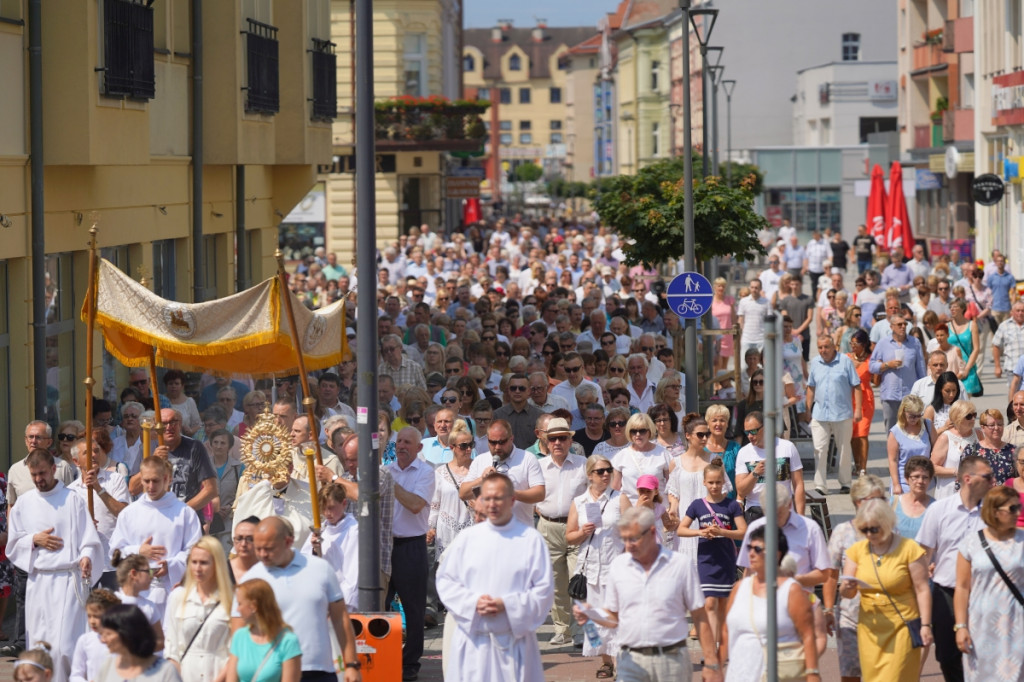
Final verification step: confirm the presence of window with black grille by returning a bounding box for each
[243,18,280,115]
[102,0,155,100]
[310,38,336,121]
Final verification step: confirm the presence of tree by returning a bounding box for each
[591,156,768,268]
[719,160,765,195]
[514,162,544,183]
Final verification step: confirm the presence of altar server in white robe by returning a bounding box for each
[68,438,130,584]
[6,449,103,682]
[436,472,554,682]
[301,482,359,608]
[109,456,202,617]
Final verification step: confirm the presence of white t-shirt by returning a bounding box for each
[611,445,670,503]
[467,447,545,526]
[737,296,771,346]
[734,438,803,508]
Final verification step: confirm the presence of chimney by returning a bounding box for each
[494,19,513,43]
[491,27,502,43]
[533,18,547,43]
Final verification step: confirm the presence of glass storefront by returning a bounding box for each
[756,148,843,233]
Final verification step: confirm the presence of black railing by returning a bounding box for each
[102,0,155,100]
[243,19,280,115]
[310,38,337,121]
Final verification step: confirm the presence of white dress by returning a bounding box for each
[934,430,977,499]
[570,488,623,657]
[611,445,669,503]
[163,587,232,682]
[428,463,474,557]
[725,577,802,682]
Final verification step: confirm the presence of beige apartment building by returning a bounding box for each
[463,22,592,191]
[0,0,332,467]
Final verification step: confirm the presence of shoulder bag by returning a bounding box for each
[968,286,998,334]
[948,322,984,396]
[869,544,924,648]
[701,498,737,557]
[568,495,612,600]
[977,529,1024,607]
[249,632,284,682]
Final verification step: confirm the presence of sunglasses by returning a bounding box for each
[488,438,510,446]
[858,526,882,535]
[408,416,422,424]
[693,431,711,439]
[441,397,458,404]
[629,428,649,436]
[748,545,766,555]
[905,412,922,419]
[964,413,977,420]
[565,365,583,374]
[508,385,528,392]
[608,420,626,428]
[548,435,570,443]
[57,433,79,442]
[131,379,149,386]
[453,442,474,450]
[744,427,762,436]
[592,467,613,475]
[751,380,764,386]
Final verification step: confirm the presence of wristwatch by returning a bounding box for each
[704,663,721,671]
[343,661,362,670]
[805,669,821,676]
[953,623,969,632]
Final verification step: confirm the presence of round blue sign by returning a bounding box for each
[666,271,713,319]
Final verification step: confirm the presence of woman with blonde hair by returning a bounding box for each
[887,395,937,495]
[593,407,631,459]
[422,343,446,376]
[605,354,628,381]
[653,371,685,425]
[833,306,864,353]
[428,419,475,558]
[611,412,670,503]
[841,499,933,681]
[704,404,740,496]
[55,420,85,469]
[226,579,301,682]
[823,475,888,682]
[931,400,978,498]
[236,390,267,439]
[164,537,234,681]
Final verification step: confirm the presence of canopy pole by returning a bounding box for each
[148,348,165,447]
[275,250,325,467]
[82,218,99,520]
[304,447,322,536]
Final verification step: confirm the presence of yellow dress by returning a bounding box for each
[846,537,925,682]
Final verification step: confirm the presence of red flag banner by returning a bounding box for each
[867,164,888,247]
[886,161,914,251]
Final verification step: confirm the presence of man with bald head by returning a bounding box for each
[236,517,362,681]
[386,427,436,680]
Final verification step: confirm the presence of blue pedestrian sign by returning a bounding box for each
[667,271,713,319]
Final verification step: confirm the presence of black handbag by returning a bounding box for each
[568,496,612,600]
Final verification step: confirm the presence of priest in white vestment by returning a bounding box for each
[233,476,314,548]
[109,457,202,617]
[436,472,554,682]
[6,450,103,682]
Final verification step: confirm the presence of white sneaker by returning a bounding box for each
[549,633,571,646]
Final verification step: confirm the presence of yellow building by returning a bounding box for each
[462,22,592,191]
[612,0,676,175]
[0,0,332,467]
[323,0,468,267]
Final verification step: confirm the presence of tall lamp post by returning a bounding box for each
[722,79,737,186]
[709,64,725,177]
[679,0,698,415]
[689,4,719,177]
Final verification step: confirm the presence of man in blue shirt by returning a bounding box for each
[985,253,1017,323]
[806,336,861,495]
[880,246,913,302]
[868,315,926,431]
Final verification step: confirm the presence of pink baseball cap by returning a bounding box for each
[636,475,659,491]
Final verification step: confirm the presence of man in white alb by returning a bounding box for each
[6,449,102,682]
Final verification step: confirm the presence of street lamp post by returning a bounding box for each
[689,9,718,177]
[679,0,698,415]
[722,79,736,186]
[709,64,725,178]
[700,46,722,179]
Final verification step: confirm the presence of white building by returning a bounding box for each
[973,1,1024,268]
[792,61,898,146]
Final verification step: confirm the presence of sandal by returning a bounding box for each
[596,663,615,679]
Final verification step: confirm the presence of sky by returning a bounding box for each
[464,0,603,29]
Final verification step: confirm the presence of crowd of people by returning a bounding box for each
[2,217,1024,682]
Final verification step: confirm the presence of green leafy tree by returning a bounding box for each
[514,162,544,182]
[591,156,768,268]
[719,160,765,196]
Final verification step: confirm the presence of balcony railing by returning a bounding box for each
[912,43,945,72]
[374,97,491,151]
[102,0,155,100]
[243,19,279,115]
[310,38,336,122]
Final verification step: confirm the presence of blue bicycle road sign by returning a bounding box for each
[667,271,713,319]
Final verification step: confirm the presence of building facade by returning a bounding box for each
[563,36,599,183]
[972,0,1023,266]
[0,0,332,468]
[897,0,976,244]
[463,22,592,190]
[323,0,467,267]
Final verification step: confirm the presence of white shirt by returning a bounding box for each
[738,513,830,580]
[551,378,604,412]
[737,295,771,345]
[604,546,705,647]
[734,438,804,509]
[467,447,545,526]
[759,268,783,300]
[530,393,572,414]
[237,552,343,673]
[387,457,436,537]
[627,382,657,413]
[535,454,588,518]
[806,239,830,273]
[611,445,670,503]
[910,374,966,406]
[915,492,984,588]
